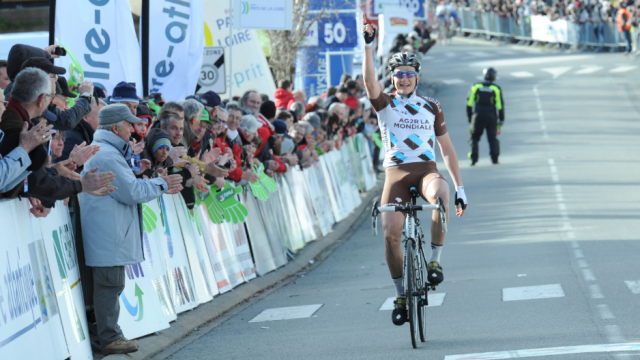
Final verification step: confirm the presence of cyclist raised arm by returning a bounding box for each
[362,14,381,101]
[361,16,467,327]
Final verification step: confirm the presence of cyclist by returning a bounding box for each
[435,1,451,44]
[361,15,468,326]
[466,67,504,165]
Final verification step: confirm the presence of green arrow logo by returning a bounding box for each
[134,283,144,321]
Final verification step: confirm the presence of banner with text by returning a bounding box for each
[55,0,142,97]
[148,0,204,101]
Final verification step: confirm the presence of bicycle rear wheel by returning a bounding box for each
[417,246,427,342]
[405,240,418,348]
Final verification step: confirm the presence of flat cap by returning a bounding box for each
[99,104,141,125]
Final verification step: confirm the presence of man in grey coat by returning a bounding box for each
[79,104,183,356]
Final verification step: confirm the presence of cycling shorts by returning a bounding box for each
[381,162,444,207]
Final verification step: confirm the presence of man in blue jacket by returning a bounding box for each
[79,104,183,356]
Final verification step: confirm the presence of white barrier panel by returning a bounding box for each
[328,150,355,218]
[354,135,377,191]
[118,260,170,339]
[242,190,277,276]
[141,199,177,322]
[39,202,93,359]
[256,193,288,268]
[0,200,69,360]
[197,203,235,293]
[303,163,336,237]
[285,168,321,243]
[276,176,307,251]
[184,204,220,298]
[319,156,345,222]
[340,145,363,209]
[224,205,257,281]
[171,195,215,305]
[158,195,199,313]
[531,15,554,42]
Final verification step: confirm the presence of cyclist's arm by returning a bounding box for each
[436,133,463,188]
[362,22,381,100]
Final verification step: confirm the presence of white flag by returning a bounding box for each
[148,0,204,101]
[55,0,143,97]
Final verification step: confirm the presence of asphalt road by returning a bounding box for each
[155,40,640,360]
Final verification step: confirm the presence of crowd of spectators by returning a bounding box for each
[0,42,384,356]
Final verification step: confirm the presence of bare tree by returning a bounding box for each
[266,0,326,82]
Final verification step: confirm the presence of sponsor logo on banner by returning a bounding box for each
[121,283,145,322]
[390,17,408,26]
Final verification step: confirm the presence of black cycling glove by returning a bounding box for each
[363,27,376,44]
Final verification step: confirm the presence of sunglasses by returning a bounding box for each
[393,70,419,79]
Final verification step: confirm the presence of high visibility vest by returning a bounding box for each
[617,8,631,32]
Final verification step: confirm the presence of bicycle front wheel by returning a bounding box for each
[405,239,419,349]
[417,246,427,342]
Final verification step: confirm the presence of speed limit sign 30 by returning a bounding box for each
[197,47,226,94]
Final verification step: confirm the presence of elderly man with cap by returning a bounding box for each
[0,67,116,215]
[79,104,183,356]
[199,90,221,118]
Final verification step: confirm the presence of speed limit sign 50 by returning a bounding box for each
[197,47,226,94]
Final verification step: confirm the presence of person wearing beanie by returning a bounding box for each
[302,112,321,129]
[110,81,139,115]
[274,79,296,109]
[132,104,153,142]
[140,128,174,178]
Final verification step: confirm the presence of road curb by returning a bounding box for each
[105,178,383,360]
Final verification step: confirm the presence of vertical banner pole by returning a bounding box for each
[229,0,233,100]
[141,0,150,97]
[49,0,56,64]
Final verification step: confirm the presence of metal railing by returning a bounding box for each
[457,8,625,51]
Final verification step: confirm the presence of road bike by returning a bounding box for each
[371,187,447,348]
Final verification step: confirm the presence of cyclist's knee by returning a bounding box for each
[424,180,449,205]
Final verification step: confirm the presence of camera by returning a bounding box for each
[54,47,67,56]
[223,159,233,169]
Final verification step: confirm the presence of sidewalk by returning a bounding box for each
[96,177,384,360]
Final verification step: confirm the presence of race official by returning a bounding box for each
[466,67,504,165]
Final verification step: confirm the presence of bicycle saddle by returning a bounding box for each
[409,187,419,199]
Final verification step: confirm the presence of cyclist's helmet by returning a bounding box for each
[483,67,497,81]
[388,52,421,74]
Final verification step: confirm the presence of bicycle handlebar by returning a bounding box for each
[377,204,439,213]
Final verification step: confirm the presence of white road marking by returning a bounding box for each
[558,203,566,211]
[597,304,615,319]
[502,284,565,301]
[571,241,579,249]
[249,304,323,322]
[552,174,559,182]
[497,50,517,55]
[467,51,492,57]
[550,165,557,173]
[577,259,589,268]
[624,280,640,294]
[542,66,572,78]
[583,268,596,281]
[511,71,535,78]
[548,159,555,165]
[470,54,594,67]
[590,284,604,299]
[575,66,603,74]
[610,65,637,73]
[379,293,446,311]
[574,249,584,258]
[556,193,564,201]
[444,343,640,360]
[605,325,626,342]
[442,79,466,85]
[566,232,575,239]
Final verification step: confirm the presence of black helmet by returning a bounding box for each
[388,52,421,73]
[483,67,497,81]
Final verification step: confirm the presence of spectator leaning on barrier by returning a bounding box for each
[274,79,296,109]
[0,67,116,215]
[223,102,259,183]
[140,128,174,178]
[0,59,10,89]
[240,90,261,115]
[79,104,183,356]
[57,99,105,163]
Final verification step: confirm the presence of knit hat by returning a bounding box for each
[153,138,172,153]
[111,81,139,103]
[272,119,287,134]
[259,100,276,119]
[136,104,153,123]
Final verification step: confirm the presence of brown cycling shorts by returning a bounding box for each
[381,162,444,206]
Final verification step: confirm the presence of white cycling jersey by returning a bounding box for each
[370,91,448,168]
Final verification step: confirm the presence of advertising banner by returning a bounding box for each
[197,203,235,293]
[203,0,276,100]
[224,210,257,281]
[241,191,277,276]
[276,176,306,251]
[0,200,69,360]
[141,199,177,322]
[39,202,93,360]
[285,168,321,243]
[158,195,199,313]
[257,194,288,268]
[319,156,345,222]
[377,9,414,57]
[170,195,214,305]
[303,164,336,237]
[55,0,143,97]
[531,15,554,42]
[233,0,293,30]
[148,0,204,101]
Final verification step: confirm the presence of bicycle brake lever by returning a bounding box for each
[372,216,378,236]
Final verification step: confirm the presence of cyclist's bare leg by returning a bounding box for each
[422,177,450,246]
[382,211,405,278]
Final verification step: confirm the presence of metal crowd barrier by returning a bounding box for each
[457,8,625,51]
